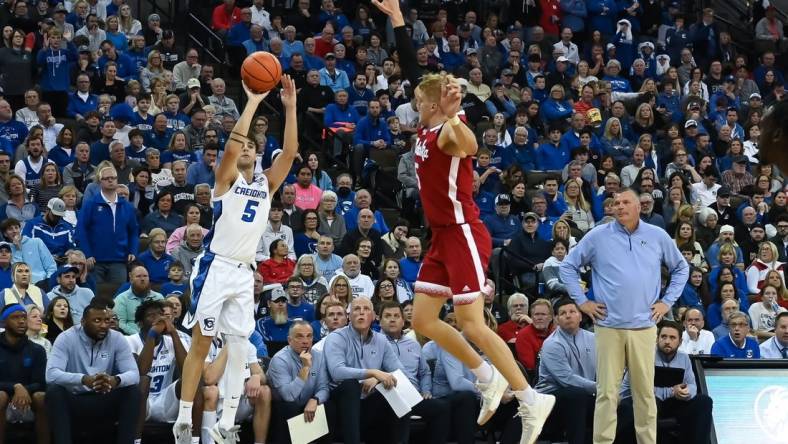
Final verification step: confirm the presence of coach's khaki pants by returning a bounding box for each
[593,325,657,444]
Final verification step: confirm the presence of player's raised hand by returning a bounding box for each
[371,0,401,17]
[242,80,270,104]
[280,74,297,110]
[439,78,462,118]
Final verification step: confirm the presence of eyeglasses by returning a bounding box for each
[729,322,748,328]
[379,283,394,289]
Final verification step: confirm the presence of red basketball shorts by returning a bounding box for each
[414,221,493,305]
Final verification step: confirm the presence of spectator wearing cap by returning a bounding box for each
[484,194,521,248]
[66,74,99,121]
[256,286,293,353]
[319,52,350,93]
[0,302,49,443]
[507,212,553,289]
[178,78,208,117]
[22,197,76,261]
[47,265,94,323]
[143,13,162,46]
[52,3,75,41]
[172,49,202,93]
[721,155,754,196]
[0,243,13,291]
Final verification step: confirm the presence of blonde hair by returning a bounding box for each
[530,298,554,316]
[415,72,453,104]
[563,178,590,211]
[603,117,622,139]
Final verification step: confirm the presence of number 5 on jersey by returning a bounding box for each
[241,200,258,222]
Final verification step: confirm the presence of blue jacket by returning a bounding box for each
[347,86,375,116]
[603,75,632,93]
[256,317,292,344]
[145,128,173,150]
[0,120,29,148]
[324,103,360,128]
[47,145,76,169]
[66,92,99,119]
[540,99,574,122]
[75,193,140,262]
[352,116,391,149]
[22,216,76,258]
[105,31,128,52]
[431,342,476,398]
[97,53,135,79]
[343,207,389,234]
[398,257,421,285]
[508,142,537,171]
[560,0,588,32]
[227,22,251,47]
[475,192,496,218]
[483,213,521,247]
[537,142,571,170]
[10,236,58,283]
[267,345,330,404]
[323,326,402,385]
[536,328,596,394]
[37,47,77,92]
[560,220,689,328]
[287,301,315,322]
[126,49,148,78]
[319,68,351,93]
[710,335,761,359]
[242,39,266,56]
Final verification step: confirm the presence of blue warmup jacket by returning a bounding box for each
[75,193,140,262]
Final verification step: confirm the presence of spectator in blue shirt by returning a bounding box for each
[226,8,252,46]
[256,288,293,355]
[186,143,217,186]
[21,198,76,261]
[484,194,521,248]
[243,24,267,55]
[710,311,761,358]
[540,84,574,123]
[537,125,571,170]
[587,0,618,36]
[136,228,173,285]
[351,99,391,179]
[37,29,77,117]
[324,90,360,130]
[398,237,422,286]
[97,40,134,80]
[66,74,99,120]
[284,278,315,322]
[347,72,375,116]
[318,53,350,93]
[2,218,58,286]
[0,100,29,148]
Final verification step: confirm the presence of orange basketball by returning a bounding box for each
[241,51,282,93]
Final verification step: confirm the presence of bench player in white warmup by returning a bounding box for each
[173,74,299,444]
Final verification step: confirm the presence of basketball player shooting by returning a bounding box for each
[172,74,299,444]
[371,1,555,443]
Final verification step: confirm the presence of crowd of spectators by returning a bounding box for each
[0,0,788,442]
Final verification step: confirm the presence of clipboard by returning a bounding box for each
[654,366,684,388]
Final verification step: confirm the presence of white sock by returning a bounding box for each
[176,400,193,424]
[202,411,217,444]
[218,336,247,430]
[191,438,200,444]
[514,387,537,405]
[470,361,493,384]
[134,440,141,444]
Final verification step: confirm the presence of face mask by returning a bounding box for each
[337,186,351,197]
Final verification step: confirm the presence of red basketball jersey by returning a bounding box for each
[414,122,480,227]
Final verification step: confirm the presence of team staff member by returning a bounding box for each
[759,312,788,358]
[617,321,714,444]
[267,321,332,443]
[560,189,689,444]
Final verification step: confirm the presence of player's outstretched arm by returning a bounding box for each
[266,74,299,193]
[216,82,270,192]
[438,79,477,157]
[372,0,422,86]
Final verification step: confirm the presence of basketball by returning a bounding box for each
[241,51,282,94]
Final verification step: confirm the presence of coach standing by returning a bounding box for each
[559,189,689,444]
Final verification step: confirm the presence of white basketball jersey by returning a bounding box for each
[206,172,271,264]
[126,334,178,397]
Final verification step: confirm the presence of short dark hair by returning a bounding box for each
[552,297,578,315]
[134,298,164,325]
[82,299,110,320]
[0,218,21,232]
[378,300,402,318]
[657,319,683,336]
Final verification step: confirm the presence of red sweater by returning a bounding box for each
[497,320,529,343]
[212,5,241,31]
[258,258,295,285]
[515,324,554,370]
